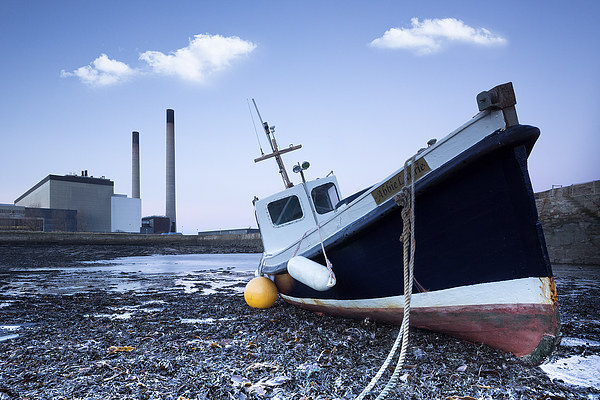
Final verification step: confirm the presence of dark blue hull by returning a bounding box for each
[280,125,551,299]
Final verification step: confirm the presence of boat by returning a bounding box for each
[250,83,560,365]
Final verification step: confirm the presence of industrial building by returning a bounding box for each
[0,204,77,232]
[14,173,140,233]
[5,108,178,234]
[141,216,172,234]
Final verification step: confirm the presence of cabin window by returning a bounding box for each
[267,195,304,226]
[311,183,340,214]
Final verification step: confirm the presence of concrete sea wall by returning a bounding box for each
[536,180,600,266]
[0,231,263,253]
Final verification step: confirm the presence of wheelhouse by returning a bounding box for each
[255,176,340,255]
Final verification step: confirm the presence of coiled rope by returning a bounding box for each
[355,155,417,400]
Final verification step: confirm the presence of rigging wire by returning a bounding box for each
[247,98,264,156]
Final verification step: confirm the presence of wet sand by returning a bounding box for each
[0,245,599,399]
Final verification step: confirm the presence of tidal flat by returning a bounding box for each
[0,245,599,399]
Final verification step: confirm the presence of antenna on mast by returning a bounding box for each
[247,98,264,156]
[252,99,301,189]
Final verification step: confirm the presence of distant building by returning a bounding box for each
[14,173,140,233]
[0,204,76,232]
[111,194,142,233]
[141,216,171,234]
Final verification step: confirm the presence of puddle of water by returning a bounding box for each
[79,253,261,274]
[181,318,217,324]
[88,312,133,320]
[180,317,235,324]
[541,354,600,390]
[3,254,258,296]
[0,334,19,342]
[139,308,164,313]
[1,325,20,331]
[0,325,21,342]
[560,337,600,348]
[142,300,166,306]
[174,278,204,293]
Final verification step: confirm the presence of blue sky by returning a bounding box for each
[1,1,599,234]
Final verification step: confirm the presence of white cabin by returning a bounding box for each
[254,176,341,255]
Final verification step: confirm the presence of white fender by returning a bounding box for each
[287,256,335,292]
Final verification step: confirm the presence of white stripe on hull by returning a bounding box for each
[280,277,555,309]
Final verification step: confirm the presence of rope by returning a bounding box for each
[316,220,336,287]
[292,231,309,257]
[355,155,417,400]
[291,225,336,287]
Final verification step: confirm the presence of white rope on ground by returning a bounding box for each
[354,155,417,400]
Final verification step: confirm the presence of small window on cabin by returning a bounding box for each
[267,195,304,226]
[311,183,340,214]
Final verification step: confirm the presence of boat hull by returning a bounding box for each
[270,125,560,364]
[281,276,559,364]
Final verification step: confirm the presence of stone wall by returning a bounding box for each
[0,231,263,253]
[535,180,600,266]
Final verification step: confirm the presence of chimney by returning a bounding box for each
[165,109,176,232]
[132,131,140,199]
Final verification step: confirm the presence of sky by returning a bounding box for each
[1,1,599,234]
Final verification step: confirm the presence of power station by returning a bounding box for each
[1,109,178,233]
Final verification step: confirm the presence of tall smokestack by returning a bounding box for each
[166,109,176,232]
[132,131,140,199]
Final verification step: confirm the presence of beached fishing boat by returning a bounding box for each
[250,83,560,365]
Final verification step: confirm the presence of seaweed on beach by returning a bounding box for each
[0,247,599,399]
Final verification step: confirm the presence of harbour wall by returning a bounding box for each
[0,231,263,253]
[535,180,600,266]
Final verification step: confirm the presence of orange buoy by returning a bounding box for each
[274,273,295,295]
[244,276,278,308]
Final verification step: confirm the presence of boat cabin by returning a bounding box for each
[255,176,340,255]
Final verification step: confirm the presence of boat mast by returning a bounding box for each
[252,99,302,189]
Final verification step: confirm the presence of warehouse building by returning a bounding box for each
[14,173,140,233]
[0,204,77,232]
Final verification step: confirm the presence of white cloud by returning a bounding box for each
[61,33,256,87]
[139,33,257,82]
[370,18,507,55]
[60,53,136,87]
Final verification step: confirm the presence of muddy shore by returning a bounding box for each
[0,245,599,399]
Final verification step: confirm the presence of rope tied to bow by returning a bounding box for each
[355,155,417,400]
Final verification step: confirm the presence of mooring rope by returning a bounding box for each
[355,155,416,400]
[315,221,336,288]
[292,224,336,287]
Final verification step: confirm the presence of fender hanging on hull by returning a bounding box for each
[288,256,335,292]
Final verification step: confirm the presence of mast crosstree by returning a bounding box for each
[252,99,301,189]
